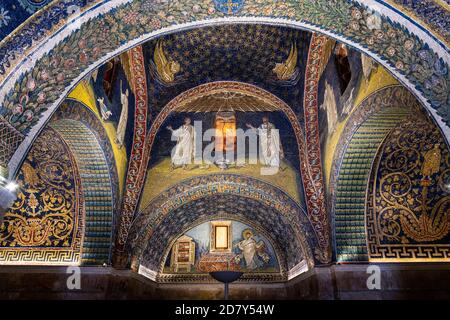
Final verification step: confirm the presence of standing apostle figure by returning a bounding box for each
[115,81,129,148]
[246,116,284,168]
[167,117,196,170]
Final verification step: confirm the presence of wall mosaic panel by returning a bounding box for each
[0,127,83,264]
[335,107,411,262]
[330,85,421,260]
[366,114,450,261]
[0,0,448,174]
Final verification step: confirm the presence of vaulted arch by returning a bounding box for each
[156,214,290,283]
[331,85,450,263]
[0,0,448,179]
[0,115,115,265]
[329,86,421,261]
[115,81,331,263]
[127,174,318,274]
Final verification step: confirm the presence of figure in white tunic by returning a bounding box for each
[115,81,129,148]
[246,116,284,167]
[235,229,269,270]
[167,117,195,170]
[97,97,112,121]
[320,82,338,136]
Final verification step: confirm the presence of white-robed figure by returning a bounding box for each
[235,229,269,270]
[97,97,112,121]
[246,116,284,167]
[115,81,129,148]
[167,117,195,170]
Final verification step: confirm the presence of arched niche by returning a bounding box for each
[329,85,421,261]
[127,174,318,275]
[330,85,450,263]
[156,216,291,283]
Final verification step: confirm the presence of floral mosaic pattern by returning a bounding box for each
[387,0,450,44]
[0,0,99,75]
[0,7,11,29]
[0,0,448,79]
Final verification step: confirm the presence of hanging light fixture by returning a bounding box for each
[215,111,236,153]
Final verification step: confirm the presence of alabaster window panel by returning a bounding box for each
[211,221,232,253]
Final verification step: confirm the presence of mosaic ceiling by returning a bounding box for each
[143,25,310,120]
[0,0,449,281]
[0,0,448,174]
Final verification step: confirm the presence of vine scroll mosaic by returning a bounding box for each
[0,128,83,264]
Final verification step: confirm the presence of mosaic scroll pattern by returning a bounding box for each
[51,120,114,265]
[366,115,450,261]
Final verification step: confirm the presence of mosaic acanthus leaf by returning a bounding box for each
[0,128,83,263]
